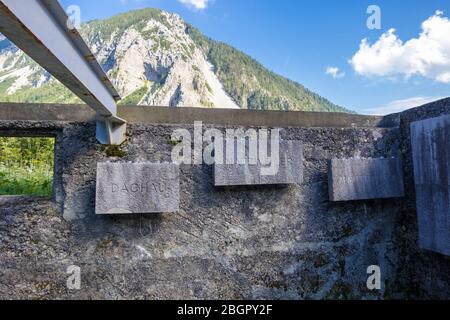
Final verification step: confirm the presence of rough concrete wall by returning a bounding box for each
[393,98,450,299]
[0,118,405,299]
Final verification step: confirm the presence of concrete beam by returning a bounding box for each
[0,0,126,144]
[0,103,395,128]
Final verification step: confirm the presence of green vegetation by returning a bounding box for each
[108,67,119,79]
[186,25,350,113]
[81,8,170,42]
[0,77,17,96]
[151,37,172,52]
[159,38,172,51]
[167,139,182,146]
[0,80,81,104]
[102,144,126,158]
[141,26,159,40]
[180,42,194,59]
[0,8,350,113]
[15,54,36,69]
[0,137,54,196]
[119,82,150,105]
[205,81,213,94]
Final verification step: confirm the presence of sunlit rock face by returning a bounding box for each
[0,10,239,109]
[0,9,347,112]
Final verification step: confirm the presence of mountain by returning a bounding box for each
[0,8,349,112]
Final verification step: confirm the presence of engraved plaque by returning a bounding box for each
[214,141,303,186]
[95,162,179,214]
[328,158,404,201]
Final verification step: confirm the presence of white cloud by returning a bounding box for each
[325,66,345,79]
[363,96,444,115]
[178,0,210,10]
[350,11,450,83]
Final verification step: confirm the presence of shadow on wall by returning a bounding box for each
[0,99,449,299]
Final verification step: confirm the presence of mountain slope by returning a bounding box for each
[186,25,346,112]
[0,8,349,112]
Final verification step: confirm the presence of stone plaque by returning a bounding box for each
[214,140,303,186]
[328,158,404,202]
[411,115,450,256]
[96,162,179,214]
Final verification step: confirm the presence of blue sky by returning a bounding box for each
[60,0,450,114]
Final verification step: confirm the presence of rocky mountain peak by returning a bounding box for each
[0,8,348,113]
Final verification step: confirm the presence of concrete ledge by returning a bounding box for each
[0,103,96,122]
[0,103,388,128]
[119,106,387,128]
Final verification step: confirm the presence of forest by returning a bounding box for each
[0,137,54,196]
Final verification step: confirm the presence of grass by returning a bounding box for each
[0,137,54,196]
[0,165,53,196]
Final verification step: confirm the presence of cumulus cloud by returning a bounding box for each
[178,0,210,10]
[350,11,450,83]
[325,66,345,79]
[363,96,444,115]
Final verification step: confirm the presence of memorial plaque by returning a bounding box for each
[411,115,450,256]
[96,162,179,214]
[328,158,404,202]
[214,140,303,186]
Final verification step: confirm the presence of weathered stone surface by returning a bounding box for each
[4,98,450,299]
[328,158,405,201]
[95,162,179,214]
[214,140,303,186]
[411,115,450,256]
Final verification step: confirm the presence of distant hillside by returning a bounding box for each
[186,25,347,112]
[0,8,349,112]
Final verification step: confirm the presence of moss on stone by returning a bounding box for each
[167,139,182,146]
[103,145,126,158]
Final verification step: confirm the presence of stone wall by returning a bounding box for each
[388,98,450,299]
[0,100,449,299]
